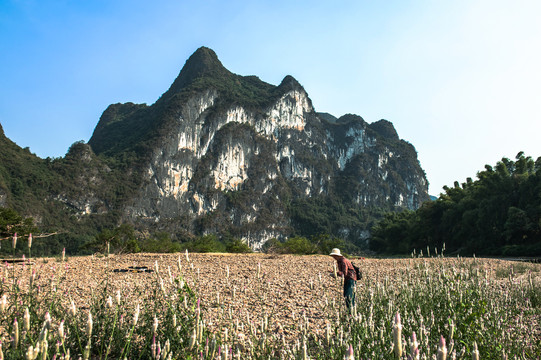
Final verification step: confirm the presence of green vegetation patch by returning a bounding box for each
[371,152,541,256]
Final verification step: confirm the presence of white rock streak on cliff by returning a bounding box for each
[132,88,314,219]
[211,144,248,191]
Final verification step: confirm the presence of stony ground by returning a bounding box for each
[6,253,540,343]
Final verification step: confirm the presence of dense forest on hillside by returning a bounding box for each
[370,152,541,256]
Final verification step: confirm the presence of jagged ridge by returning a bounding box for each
[88,47,306,157]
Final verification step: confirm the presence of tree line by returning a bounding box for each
[370,152,541,256]
[0,210,357,257]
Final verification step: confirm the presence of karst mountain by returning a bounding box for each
[0,47,429,251]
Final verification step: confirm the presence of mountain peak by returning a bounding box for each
[277,75,304,93]
[185,47,223,72]
[159,47,230,100]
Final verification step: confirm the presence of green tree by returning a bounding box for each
[504,207,534,244]
[262,238,283,254]
[0,207,39,256]
[281,236,318,255]
[139,232,182,253]
[181,234,226,253]
[225,237,252,253]
[310,234,345,256]
[83,224,140,254]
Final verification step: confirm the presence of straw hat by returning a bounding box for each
[329,248,343,257]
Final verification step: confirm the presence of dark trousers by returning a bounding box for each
[344,278,356,310]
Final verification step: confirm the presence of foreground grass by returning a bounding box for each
[0,257,208,359]
[0,253,538,359]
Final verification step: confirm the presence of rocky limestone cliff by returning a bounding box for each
[86,47,429,249]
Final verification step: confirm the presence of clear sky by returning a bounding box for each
[1,0,540,195]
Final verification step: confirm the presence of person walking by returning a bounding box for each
[330,248,357,311]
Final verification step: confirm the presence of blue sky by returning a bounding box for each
[1,0,540,195]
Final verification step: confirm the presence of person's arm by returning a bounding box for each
[336,259,346,277]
